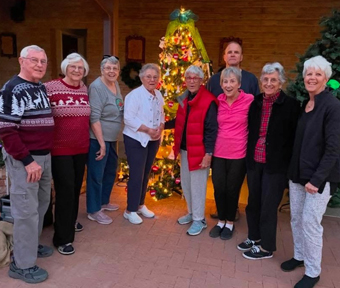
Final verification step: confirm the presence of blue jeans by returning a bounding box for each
[86,139,118,214]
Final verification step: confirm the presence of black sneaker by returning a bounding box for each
[294,275,320,288]
[220,226,234,240]
[8,262,48,283]
[57,243,75,255]
[75,222,84,232]
[37,244,53,258]
[281,258,304,272]
[237,238,258,251]
[209,225,223,238]
[242,245,273,260]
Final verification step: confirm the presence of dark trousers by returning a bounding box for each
[124,135,160,212]
[212,157,246,221]
[246,162,287,252]
[52,153,87,247]
[86,139,118,213]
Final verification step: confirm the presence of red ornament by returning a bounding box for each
[152,165,159,172]
[150,189,156,197]
[188,37,192,42]
[165,116,170,122]
[182,56,188,62]
[181,45,187,50]
[173,54,179,59]
[175,178,181,184]
[168,101,174,108]
[125,187,128,193]
[182,82,187,88]
[174,38,179,44]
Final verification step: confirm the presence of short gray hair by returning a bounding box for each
[184,65,204,79]
[20,45,46,58]
[220,67,242,85]
[100,56,120,71]
[139,63,160,78]
[61,53,89,77]
[260,62,286,84]
[303,55,332,79]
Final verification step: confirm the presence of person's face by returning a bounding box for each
[304,67,328,96]
[223,43,243,68]
[261,71,282,97]
[141,69,159,91]
[65,60,85,84]
[185,72,203,93]
[101,62,120,83]
[221,74,240,98]
[19,49,48,83]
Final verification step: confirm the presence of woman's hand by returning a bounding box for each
[148,127,162,140]
[199,154,212,169]
[95,145,106,161]
[305,182,318,194]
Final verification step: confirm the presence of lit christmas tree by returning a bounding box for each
[147,8,212,200]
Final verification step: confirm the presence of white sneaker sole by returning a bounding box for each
[242,253,273,260]
[137,211,155,218]
[87,214,112,225]
[123,212,143,224]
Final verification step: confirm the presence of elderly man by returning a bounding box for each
[207,38,260,219]
[0,45,54,283]
[174,65,218,236]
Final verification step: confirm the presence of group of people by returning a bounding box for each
[0,40,339,288]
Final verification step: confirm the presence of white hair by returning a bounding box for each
[260,62,286,84]
[20,45,46,58]
[139,63,160,78]
[220,67,242,85]
[100,56,120,71]
[184,65,204,79]
[303,55,332,80]
[61,53,89,77]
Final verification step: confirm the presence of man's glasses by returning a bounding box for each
[185,77,201,83]
[69,65,85,71]
[23,57,48,66]
[102,55,120,60]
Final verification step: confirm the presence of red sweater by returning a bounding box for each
[45,79,90,156]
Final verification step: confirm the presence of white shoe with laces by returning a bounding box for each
[124,210,143,224]
[137,205,155,218]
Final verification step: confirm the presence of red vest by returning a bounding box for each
[174,86,218,171]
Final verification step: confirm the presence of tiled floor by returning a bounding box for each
[1,184,340,288]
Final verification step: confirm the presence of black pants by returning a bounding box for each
[246,162,287,252]
[212,157,246,221]
[52,153,87,247]
[124,135,160,212]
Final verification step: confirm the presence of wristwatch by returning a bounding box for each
[206,152,213,156]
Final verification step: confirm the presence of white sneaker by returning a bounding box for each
[123,211,143,224]
[137,205,155,218]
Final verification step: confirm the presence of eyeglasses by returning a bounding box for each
[262,78,279,84]
[145,75,159,81]
[103,66,120,72]
[22,57,48,65]
[68,65,85,71]
[185,77,202,83]
[102,55,120,60]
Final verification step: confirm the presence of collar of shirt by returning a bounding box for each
[263,91,280,104]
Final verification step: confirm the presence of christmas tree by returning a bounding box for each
[286,9,340,208]
[147,8,212,200]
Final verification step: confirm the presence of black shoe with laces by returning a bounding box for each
[294,275,320,288]
[57,243,75,255]
[281,258,304,272]
[237,238,259,251]
[75,222,84,232]
[242,245,273,260]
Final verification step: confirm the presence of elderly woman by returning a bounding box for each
[123,63,164,224]
[175,65,218,236]
[237,63,300,259]
[45,53,91,255]
[281,56,340,288]
[86,56,123,225]
[209,67,253,240]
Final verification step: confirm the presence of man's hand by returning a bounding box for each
[199,154,212,169]
[25,161,42,183]
[305,182,318,194]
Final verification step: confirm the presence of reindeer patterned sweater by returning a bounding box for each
[0,75,54,166]
[45,79,90,156]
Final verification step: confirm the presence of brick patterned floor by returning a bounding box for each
[1,184,340,288]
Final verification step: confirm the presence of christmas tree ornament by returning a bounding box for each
[150,189,156,197]
[175,178,181,184]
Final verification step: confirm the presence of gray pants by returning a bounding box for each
[289,181,331,277]
[180,150,209,221]
[3,150,51,269]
